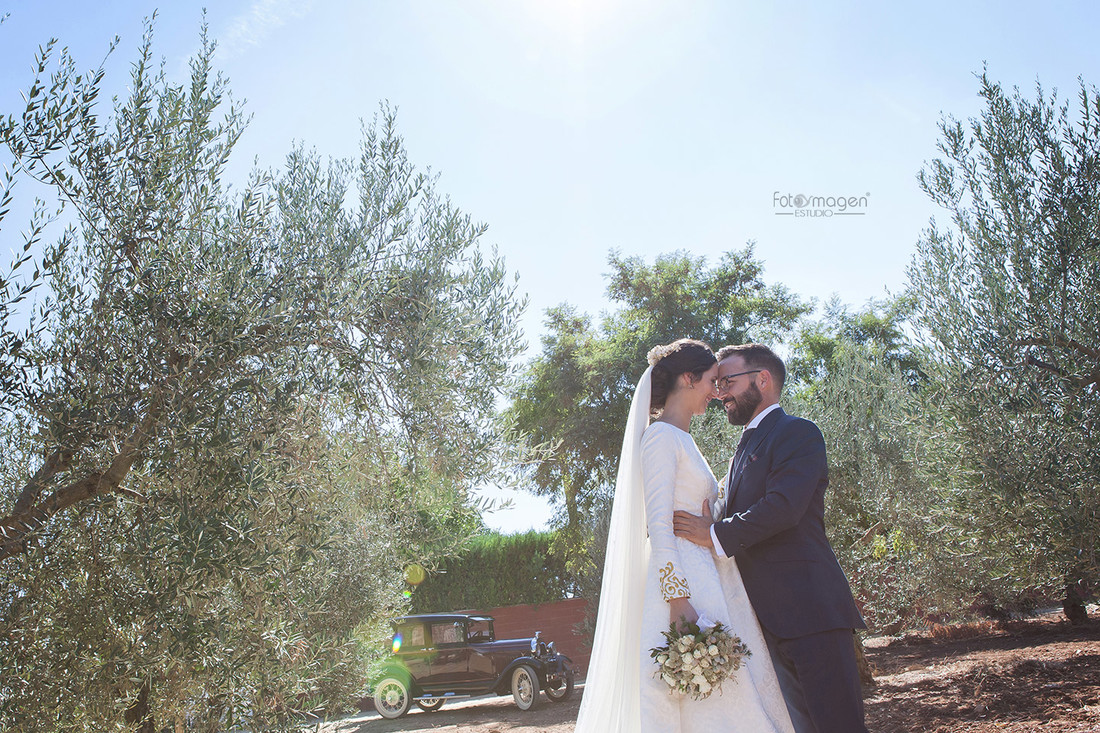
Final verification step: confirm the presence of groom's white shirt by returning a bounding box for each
[710,402,782,558]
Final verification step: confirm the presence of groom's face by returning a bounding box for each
[716,356,763,426]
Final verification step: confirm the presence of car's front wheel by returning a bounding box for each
[416,697,445,712]
[373,676,411,719]
[511,664,540,711]
[545,667,574,702]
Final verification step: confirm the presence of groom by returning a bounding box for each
[673,343,867,733]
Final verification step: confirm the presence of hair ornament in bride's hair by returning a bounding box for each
[646,338,715,372]
[647,341,684,366]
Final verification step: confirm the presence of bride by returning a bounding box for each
[574,339,793,733]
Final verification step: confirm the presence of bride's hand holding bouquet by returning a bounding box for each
[668,596,699,625]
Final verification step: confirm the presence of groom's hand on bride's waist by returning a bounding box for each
[674,499,714,548]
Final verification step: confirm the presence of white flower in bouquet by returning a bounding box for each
[648,616,751,701]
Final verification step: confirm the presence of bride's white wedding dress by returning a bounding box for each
[574,366,793,733]
[638,422,792,733]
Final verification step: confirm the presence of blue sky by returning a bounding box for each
[3,1,1098,532]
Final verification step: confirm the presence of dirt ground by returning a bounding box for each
[862,612,1100,732]
[323,610,1100,733]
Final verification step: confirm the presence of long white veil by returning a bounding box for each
[574,367,652,732]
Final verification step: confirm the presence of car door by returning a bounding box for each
[393,621,432,686]
[426,620,470,688]
[466,618,496,681]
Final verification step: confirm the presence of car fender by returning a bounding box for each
[493,656,545,693]
[373,663,418,695]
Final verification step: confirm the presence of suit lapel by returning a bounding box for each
[745,410,782,460]
[726,407,786,511]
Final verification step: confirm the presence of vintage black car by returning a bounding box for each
[371,613,575,719]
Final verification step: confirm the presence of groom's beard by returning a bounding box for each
[723,382,762,426]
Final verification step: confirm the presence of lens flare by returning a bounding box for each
[392,633,403,653]
[404,563,426,586]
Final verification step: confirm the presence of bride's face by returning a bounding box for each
[690,364,720,415]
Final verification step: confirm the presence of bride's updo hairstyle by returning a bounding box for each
[646,338,716,416]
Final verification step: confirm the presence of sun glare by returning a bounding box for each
[518,0,627,41]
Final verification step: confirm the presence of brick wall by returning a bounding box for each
[464,597,592,676]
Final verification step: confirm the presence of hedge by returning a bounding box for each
[410,530,577,612]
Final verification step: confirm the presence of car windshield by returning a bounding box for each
[467,618,493,642]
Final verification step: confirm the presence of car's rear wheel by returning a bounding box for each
[545,667,574,702]
[511,664,540,711]
[373,676,411,719]
[416,697,445,712]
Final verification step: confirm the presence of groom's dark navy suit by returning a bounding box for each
[713,406,867,733]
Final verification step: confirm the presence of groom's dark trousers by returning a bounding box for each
[713,407,868,733]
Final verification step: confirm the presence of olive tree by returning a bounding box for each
[908,72,1100,622]
[0,25,522,732]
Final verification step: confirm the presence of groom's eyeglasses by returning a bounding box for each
[716,370,762,391]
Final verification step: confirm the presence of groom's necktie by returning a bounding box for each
[734,428,755,473]
[725,428,755,514]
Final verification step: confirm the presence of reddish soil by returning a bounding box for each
[325,612,1100,732]
[863,613,1100,732]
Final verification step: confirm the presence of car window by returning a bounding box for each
[394,623,426,651]
[467,619,493,642]
[431,622,462,646]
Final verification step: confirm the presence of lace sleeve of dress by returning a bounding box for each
[640,424,690,602]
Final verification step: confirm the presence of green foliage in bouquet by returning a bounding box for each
[649,620,750,701]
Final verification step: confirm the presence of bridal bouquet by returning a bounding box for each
[649,617,750,700]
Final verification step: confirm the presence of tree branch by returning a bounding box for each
[10,448,73,515]
[1014,334,1100,389]
[1024,352,1068,378]
[1011,334,1100,361]
[0,403,158,563]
